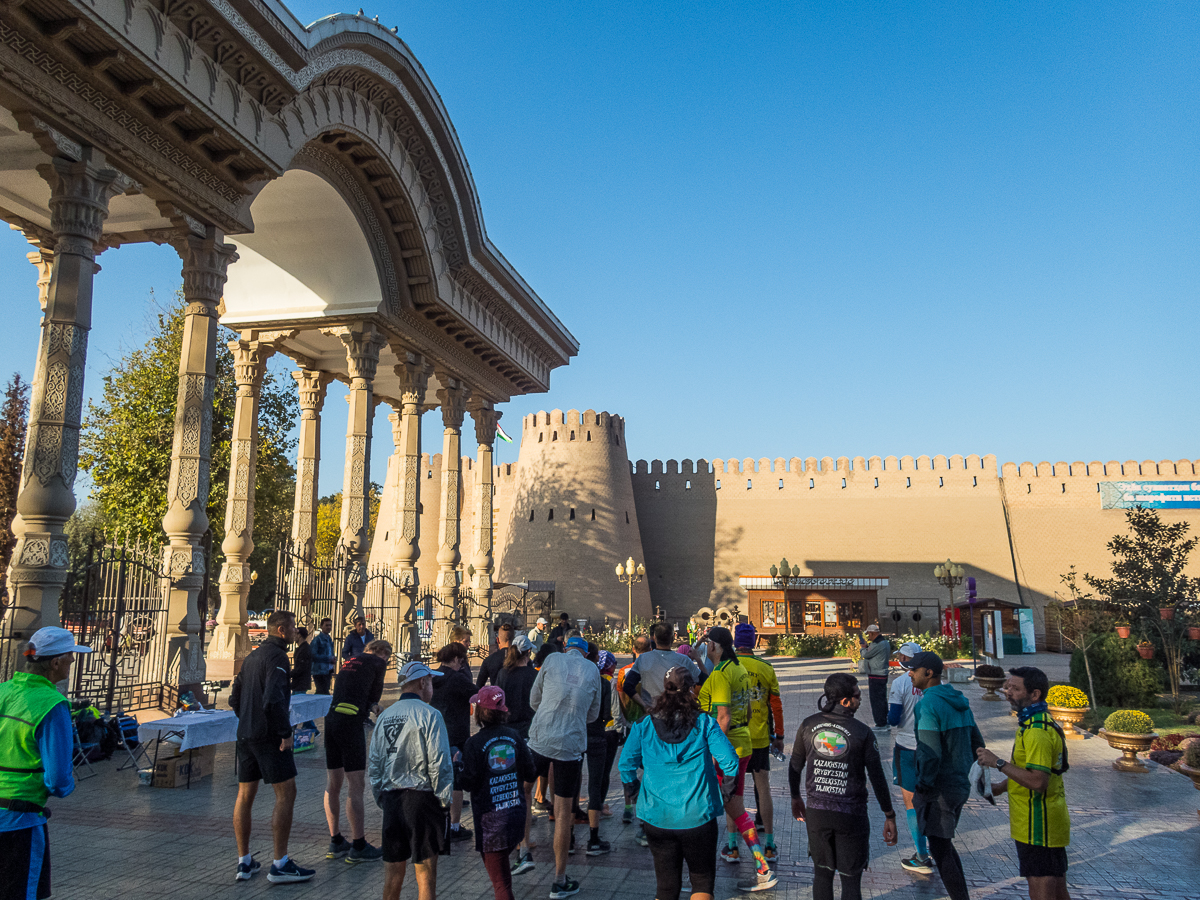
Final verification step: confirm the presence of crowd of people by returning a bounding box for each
[0,609,1072,900]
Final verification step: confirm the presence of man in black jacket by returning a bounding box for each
[476,623,514,688]
[229,610,314,884]
[789,673,897,900]
[291,627,313,694]
[430,642,475,842]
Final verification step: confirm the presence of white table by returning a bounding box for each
[138,694,333,751]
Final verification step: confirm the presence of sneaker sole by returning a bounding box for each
[345,856,382,865]
[586,848,610,856]
[720,856,741,865]
[235,872,253,882]
[549,888,581,899]
[900,863,934,875]
[326,851,349,859]
[739,875,779,892]
[267,874,315,884]
[512,864,536,876]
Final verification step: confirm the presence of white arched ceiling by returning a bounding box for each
[222,169,383,323]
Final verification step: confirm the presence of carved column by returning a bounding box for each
[290,368,332,560]
[468,400,500,650]
[7,151,126,641]
[435,376,469,645]
[161,228,237,695]
[207,338,273,680]
[335,326,384,626]
[387,351,428,661]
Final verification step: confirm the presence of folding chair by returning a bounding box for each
[71,719,99,780]
[111,713,152,772]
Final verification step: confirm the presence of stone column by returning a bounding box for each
[161,228,237,695]
[206,337,273,681]
[6,151,126,641]
[387,351,428,661]
[335,326,384,626]
[290,367,333,560]
[434,376,468,645]
[468,400,500,650]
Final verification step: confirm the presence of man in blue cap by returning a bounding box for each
[528,631,602,899]
[0,626,91,900]
[888,642,932,874]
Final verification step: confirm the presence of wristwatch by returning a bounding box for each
[995,758,1008,771]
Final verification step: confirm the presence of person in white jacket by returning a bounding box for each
[527,633,602,899]
[369,661,453,900]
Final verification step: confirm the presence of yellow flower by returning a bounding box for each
[1046,685,1089,709]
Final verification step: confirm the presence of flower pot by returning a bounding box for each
[1099,728,1158,773]
[1160,607,1175,620]
[1116,625,1132,639]
[1137,645,1155,660]
[1179,762,1200,791]
[975,676,1006,701]
[1188,627,1200,641]
[1047,705,1089,740]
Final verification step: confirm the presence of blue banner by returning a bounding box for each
[1100,481,1200,509]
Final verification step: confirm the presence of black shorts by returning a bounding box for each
[531,750,583,800]
[805,808,871,877]
[747,746,771,774]
[642,819,718,898]
[1015,841,1068,878]
[0,823,50,900]
[237,737,297,784]
[325,712,368,772]
[381,790,449,863]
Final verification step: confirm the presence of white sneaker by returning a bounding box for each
[737,868,778,892]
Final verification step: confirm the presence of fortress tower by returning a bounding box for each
[495,410,652,625]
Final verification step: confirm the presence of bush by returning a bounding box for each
[1150,731,1200,752]
[1071,633,1163,707]
[1046,685,1090,709]
[766,633,842,658]
[1104,709,1155,734]
[975,664,1005,679]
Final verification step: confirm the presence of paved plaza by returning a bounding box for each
[47,654,1198,900]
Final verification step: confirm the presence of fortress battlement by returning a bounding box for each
[632,456,1200,478]
[520,409,626,445]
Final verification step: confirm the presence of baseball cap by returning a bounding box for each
[675,643,692,656]
[663,665,696,693]
[734,622,757,649]
[26,626,92,658]
[397,660,443,684]
[596,650,616,672]
[864,623,881,634]
[897,642,922,668]
[565,635,588,653]
[536,617,548,625]
[512,634,534,654]
[470,685,508,711]
[909,651,944,675]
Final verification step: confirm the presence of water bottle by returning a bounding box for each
[769,745,787,763]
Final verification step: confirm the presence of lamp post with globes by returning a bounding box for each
[615,557,645,633]
[769,557,801,633]
[933,559,964,642]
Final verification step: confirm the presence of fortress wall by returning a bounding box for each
[495,410,651,623]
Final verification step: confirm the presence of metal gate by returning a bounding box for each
[60,538,171,713]
[274,540,351,650]
[361,565,404,669]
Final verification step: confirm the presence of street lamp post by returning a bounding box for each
[615,556,645,633]
[933,559,964,643]
[769,557,801,633]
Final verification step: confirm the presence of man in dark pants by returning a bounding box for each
[311,618,336,694]
[342,616,374,662]
[858,625,891,730]
[547,612,572,651]
[229,610,314,884]
[291,627,313,694]
[477,623,514,687]
[910,652,985,900]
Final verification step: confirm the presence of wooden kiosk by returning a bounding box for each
[739,576,889,639]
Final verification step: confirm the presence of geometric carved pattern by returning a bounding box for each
[20,539,50,567]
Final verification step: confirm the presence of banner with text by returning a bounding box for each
[1100,481,1200,510]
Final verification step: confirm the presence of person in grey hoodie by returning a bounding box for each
[910,652,986,900]
[858,625,892,729]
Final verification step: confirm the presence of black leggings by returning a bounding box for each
[586,732,620,811]
[927,835,970,900]
[813,867,862,900]
[642,819,718,900]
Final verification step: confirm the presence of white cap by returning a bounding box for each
[898,642,923,667]
[27,626,92,658]
[397,660,443,684]
[536,617,548,625]
[864,623,881,633]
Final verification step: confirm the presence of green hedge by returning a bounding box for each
[1071,633,1163,707]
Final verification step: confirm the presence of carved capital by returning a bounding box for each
[469,401,501,449]
[436,376,469,430]
[393,350,429,409]
[37,149,131,257]
[292,368,333,419]
[228,338,273,395]
[176,228,238,307]
[26,249,54,312]
[336,327,385,385]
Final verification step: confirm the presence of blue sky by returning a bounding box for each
[1,1,1196,497]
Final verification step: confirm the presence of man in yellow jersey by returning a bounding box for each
[976,666,1071,900]
[700,627,776,893]
[733,624,785,861]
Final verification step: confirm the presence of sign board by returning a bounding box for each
[1101,481,1200,509]
[941,607,960,640]
[1018,609,1036,653]
[982,611,1005,659]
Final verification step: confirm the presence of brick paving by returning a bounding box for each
[44,653,1199,899]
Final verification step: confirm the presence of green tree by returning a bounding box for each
[313,485,382,562]
[79,294,297,607]
[0,372,30,603]
[1084,507,1200,712]
[1050,566,1114,708]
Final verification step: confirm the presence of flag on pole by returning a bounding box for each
[495,422,514,444]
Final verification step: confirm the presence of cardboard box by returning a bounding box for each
[152,744,215,788]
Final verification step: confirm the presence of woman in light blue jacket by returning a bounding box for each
[620,665,739,900]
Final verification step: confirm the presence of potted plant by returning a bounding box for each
[1115,620,1132,639]
[1099,710,1158,773]
[1136,640,1155,660]
[1160,607,1175,621]
[974,664,1006,700]
[1044,685,1090,738]
[1178,741,1200,791]
[1188,625,1200,641]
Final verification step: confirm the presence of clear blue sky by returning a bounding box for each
[1,1,1196,497]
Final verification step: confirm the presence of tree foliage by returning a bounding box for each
[1083,507,1200,711]
[0,372,30,602]
[313,486,381,563]
[79,294,298,607]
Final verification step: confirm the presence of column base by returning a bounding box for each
[205,624,250,681]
